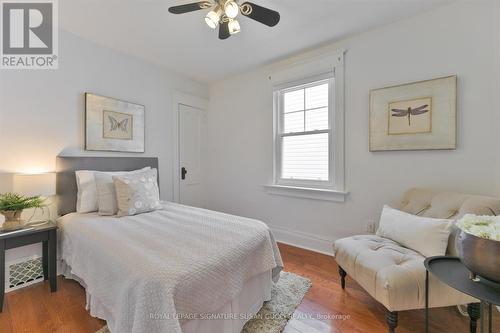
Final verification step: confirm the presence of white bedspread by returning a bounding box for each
[59,202,283,333]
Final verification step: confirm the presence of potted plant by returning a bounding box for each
[456,214,500,283]
[0,193,45,231]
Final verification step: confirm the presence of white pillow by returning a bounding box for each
[75,170,99,213]
[75,167,151,214]
[113,168,161,217]
[376,205,452,257]
[95,167,151,216]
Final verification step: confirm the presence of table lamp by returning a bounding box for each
[12,172,56,225]
[13,173,56,197]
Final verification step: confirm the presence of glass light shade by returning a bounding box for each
[228,19,241,35]
[224,1,239,19]
[13,172,56,197]
[205,8,222,29]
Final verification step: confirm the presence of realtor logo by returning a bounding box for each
[1,0,58,69]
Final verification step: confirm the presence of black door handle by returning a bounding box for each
[181,167,187,180]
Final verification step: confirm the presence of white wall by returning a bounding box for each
[494,1,500,194]
[0,30,208,261]
[206,0,500,254]
[0,30,208,195]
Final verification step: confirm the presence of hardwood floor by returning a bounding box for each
[0,243,497,333]
[279,243,498,333]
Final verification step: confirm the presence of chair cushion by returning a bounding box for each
[377,205,452,258]
[397,188,500,255]
[398,188,500,220]
[399,188,435,215]
[422,192,470,219]
[333,235,476,311]
[459,196,500,216]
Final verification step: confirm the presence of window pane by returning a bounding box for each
[305,83,328,109]
[282,133,329,181]
[305,107,328,131]
[283,89,304,113]
[284,111,304,133]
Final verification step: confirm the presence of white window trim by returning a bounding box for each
[264,184,347,202]
[266,50,347,202]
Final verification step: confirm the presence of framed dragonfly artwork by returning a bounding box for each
[85,93,145,152]
[369,76,456,151]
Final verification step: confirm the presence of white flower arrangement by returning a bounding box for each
[457,214,500,241]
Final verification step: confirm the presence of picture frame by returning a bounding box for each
[85,93,145,152]
[369,75,457,151]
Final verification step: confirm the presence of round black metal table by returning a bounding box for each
[424,256,500,333]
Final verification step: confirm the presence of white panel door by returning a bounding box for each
[179,104,204,207]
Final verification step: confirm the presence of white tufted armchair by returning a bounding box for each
[333,188,500,333]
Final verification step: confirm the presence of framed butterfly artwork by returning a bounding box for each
[85,93,145,152]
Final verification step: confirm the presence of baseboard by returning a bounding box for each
[270,225,336,256]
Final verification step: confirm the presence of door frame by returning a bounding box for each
[171,91,209,203]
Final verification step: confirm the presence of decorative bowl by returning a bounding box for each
[456,230,500,283]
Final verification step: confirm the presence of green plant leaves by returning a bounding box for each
[0,193,45,211]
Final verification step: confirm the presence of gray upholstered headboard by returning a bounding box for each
[56,156,159,216]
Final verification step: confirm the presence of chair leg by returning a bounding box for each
[467,303,480,333]
[386,310,398,333]
[338,266,347,289]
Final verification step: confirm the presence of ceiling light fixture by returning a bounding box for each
[205,6,222,29]
[169,0,281,40]
[224,0,239,19]
[228,19,241,35]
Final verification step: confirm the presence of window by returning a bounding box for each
[267,51,346,201]
[275,76,333,187]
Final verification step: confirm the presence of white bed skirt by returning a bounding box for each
[61,260,273,333]
[182,270,272,333]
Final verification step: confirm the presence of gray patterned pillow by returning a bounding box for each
[112,168,161,217]
[95,167,151,216]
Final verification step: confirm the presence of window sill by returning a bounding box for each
[264,185,348,202]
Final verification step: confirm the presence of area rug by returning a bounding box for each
[96,271,311,333]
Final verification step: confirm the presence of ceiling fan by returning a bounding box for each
[168,1,280,40]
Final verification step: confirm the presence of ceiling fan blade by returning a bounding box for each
[219,21,231,40]
[240,2,280,27]
[168,1,212,14]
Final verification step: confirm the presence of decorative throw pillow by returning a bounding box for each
[376,205,452,257]
[95,167,151,216]
[75,170,99,213]
[113,168,161,217]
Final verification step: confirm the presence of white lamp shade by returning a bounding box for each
[205,7,222,29]
[13,173,56,197]
[224,1,239,19]
[228,19,241,34]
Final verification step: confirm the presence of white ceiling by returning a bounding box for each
[60,0,455,83]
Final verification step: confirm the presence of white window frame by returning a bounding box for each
[274,74,334,189]
[266,50,347,202]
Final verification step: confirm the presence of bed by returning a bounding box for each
[56,156,283,333]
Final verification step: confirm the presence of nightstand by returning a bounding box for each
[424,256,500,333]
[0,222,57,312]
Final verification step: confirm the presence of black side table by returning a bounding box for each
[424,256,500,333]
[0,222,58,312]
